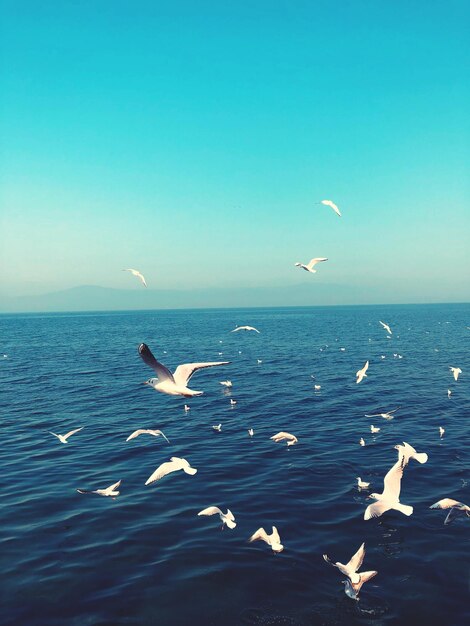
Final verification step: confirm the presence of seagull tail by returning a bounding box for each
[394,503,413,516]
[184,467,197,475]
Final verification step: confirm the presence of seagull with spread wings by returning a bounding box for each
[364,458,413,520]
[317,199,342,217]
[138,343,230,397]
[294,257,328,273]
[126,429,170,443]
[198,506,236,529]
[49,427,84,444]
[77,480,121,497]
[145,457,197,485]
[249,526,284,552]
[430,498,470,524]
[123,268,147,287]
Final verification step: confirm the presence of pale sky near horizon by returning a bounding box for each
[1,1,469,304]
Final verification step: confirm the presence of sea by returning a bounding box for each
[0,304,469,626]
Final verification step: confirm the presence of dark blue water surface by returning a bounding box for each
[0,305,469,626]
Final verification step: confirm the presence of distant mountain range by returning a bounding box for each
[0,283,366,313]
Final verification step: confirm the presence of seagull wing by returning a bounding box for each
[430,498,463,510]
[382,458,405,500]
[271,526,281,544]
[150,429,170,443]
[173,361,230,386]
[443,508,465,525]
[321,200,341,217]
[352,570,377,593]
[126,429,147,441]
[306,258,328,270]
[137,272,147,287]
[364,413,381,418]
[76,488,92,494]
[346,543,365,573]
[63,427,83,440]
[145,458,182,485]
[249,527,270,544]
[198,506,222,517]
[226,509,235,521]
[138,343,175,383]
[364,500,390,520]
[108,480,122,491]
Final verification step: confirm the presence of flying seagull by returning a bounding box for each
[77,479,121,497]
[271,432,298,446]
[365,407,400,419]
[323,542,366,584]
[318,199,342,217]
[198,506,237,529]
[364,458,413,520]
[126,429,170,443]
[49,427,83,444]
[249,526,284,552]
[123,268,147,287]
[379,321,392,335]
[294,257,328,274]
[138,343,230,397]
[220,380,233,388]
[449,366,462,381]
[356,361,369,384]
[231,326,260,333]
[394,441,428,465]
[145,456,197,485]
[430,498,470,524]
[212,424,222,432]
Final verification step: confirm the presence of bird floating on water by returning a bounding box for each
[249,526,284,552]
[212,424,222,432]
[314,384,321,391]
[356,477,370,489]
[294,257,328,274]
[126,429,170,443]
[198,506,236,529]
[379,321,392,335]
[356,361,369,384]
[184,404,190,412]
[449,366,462,381]
[248,428,254,437]
[271,432,298,446]
[230,399,237,406]
[49,427,83,444]
[138,343,230,397]
[447,389,452,399]
[77,480,121,497]
[359,438,366,446]
[394,441,428,465]
[364,458,413,520]
[439,426,445,438]
[317,199,341,217]
[123,268,147,287]
[430,498,470,524]
[370,425,380,434]
[231,326,260,333]
[145,457,197,485]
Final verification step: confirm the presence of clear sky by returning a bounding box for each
[1,0,469,306]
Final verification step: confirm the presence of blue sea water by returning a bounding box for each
[0,304,469,626]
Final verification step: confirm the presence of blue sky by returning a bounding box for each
[1,0,469,305]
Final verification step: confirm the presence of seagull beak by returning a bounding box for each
[141,381,149,385]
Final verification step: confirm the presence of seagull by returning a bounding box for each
[394,441,428,465]
[439,426,445,438]
[449,366,462,381]
[145,457,197,485]
[220,380,233,388]
[270,432,298,446]
[198,506,236,529]
[212,424,222,432]
[294,257,328,274]
[230,399,237,405]
[317,199,341,217]
[323,542,367,584]
[77,479,121,497]
[138,343,230,397]
[184,404,190,412]
[342,571,378,601]
[364,458,413,520]
[126,429,170,443]
[356,477,370,489]
[248,428,254,436]
[123,268,147,287]
[365,407,400,420]
[231,326,260,333]
[257,359,263,364]
[430,498,470,524]
[447,389,452,399]
[314,385,322,391]
[249,526,283,552]
[379,321,392,335]
[359,438,366,446]
[356,361,369,384]
[370,425,380,434]
[49,427,83,444]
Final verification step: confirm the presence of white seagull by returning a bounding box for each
[365,407,400,420]
[447,389,452,399]
[49,427,83,444]
[394,441,428,465]
[123,268,147,287]
[126,429,170,443]
[249,526,284,552]
[294,257,328,274]
[314,384,321,391]
[212,424,222,432]
[449,366,462,381]
[356,361,369,384]
[379,321,392,335]
[248,428,254,437]
[220,380,233,388]
[356,477,370,489]
[184,404,190,412]
[77,479,121,497]
[323,542,367,584]
[370,425,380,434]
[318,199,341,217]
[271,432,298,446]
[145,457,197,485]
[364,458,413,520]
[230,398,237,405]
[359,438,366,447]
[439,426,445,438]
[138,343,230,397]
[231,326,260,333]
[198,506,237,529]
[430,498,470,524]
